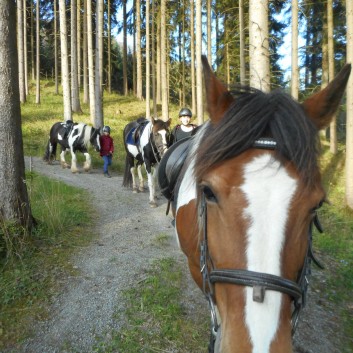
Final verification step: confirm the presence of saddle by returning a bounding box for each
[126,118,149,146]
[158,137,192,201]
[63,120,75,139]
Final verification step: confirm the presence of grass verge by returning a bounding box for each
[0,172,95,349]
[93,257,209,353]
[316,144,353,351]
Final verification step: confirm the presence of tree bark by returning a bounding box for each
[59,0,72,121]
[291,0,299,100]
[107,0,112,94]
[17,0,26,103]
[146,0,151,119]
[328,0,337,154]
[207,0,211,65]
[195,0,203,123]
[23,0,28,96]
[160,0,169,120]
[249,0,270,92]
[71,0,82,113]
[123,0,128,95]
[0,0,33,228]
[35,0,40,104]
[136,0,143,100]
[94,0,104,127]
[87,0,96,124]
[190,0,196,115]
[346,0,353,208]
[54,0,59,94]
[239,0,246,85]
[83,0,89,104]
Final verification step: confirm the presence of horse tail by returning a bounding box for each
[122,153,133,188]
[43,139,51,161]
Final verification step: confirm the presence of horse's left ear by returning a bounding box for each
[166,118,172,127]
[202,55,235,124]
[302,64,351,130]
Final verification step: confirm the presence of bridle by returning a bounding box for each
[198,138,324,353]
[149,126,169,164]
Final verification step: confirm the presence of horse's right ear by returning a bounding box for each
[302,63,351,130]
[202,55,235,124]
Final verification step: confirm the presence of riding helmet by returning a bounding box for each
[102,126,111,133]
[178,107,192,118]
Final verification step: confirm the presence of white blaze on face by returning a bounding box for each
[240,154,297,353]
[159,129,168,147]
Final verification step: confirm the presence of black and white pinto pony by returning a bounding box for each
[43,121,101,173]
[123,117,171,207]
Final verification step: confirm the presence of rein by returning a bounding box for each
[199,138,324,352]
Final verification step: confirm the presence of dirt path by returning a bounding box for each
[4,157,348,353]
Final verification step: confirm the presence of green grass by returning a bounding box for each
[316,143,353,351]
[0,172,95,349]
[21,80,181,173]
[93,258,209,353]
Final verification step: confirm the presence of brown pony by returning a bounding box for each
[171,56,350,353]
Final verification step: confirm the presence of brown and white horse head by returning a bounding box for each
[151,118,171,157]
[174,56,351,353]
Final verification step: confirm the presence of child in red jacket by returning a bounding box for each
[100,126,114,178]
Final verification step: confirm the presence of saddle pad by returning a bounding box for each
[158,137,192,201]
[125,119,149,146]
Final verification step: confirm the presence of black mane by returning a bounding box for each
[195,86,319,186]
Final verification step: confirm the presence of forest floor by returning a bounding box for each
[2,157,349,353]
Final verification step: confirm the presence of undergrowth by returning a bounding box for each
[0,172,95,349]
[316,143,353,351]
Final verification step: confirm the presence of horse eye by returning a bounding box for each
[310,199,325,213]
[202,185,217,203]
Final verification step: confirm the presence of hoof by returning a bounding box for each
[139,187,145,192]
[149,201,157,208]
[133,187,138,193]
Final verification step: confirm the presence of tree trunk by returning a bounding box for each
[156,5,161,104]
[0,0,33,228]
[146,0,151,119]
[17,0,26,103]
[54,0,59,94]
[207,0,211,65]
[83,0,89,104]
[77,0,81,88]
[195,0,203,124]
[123,0,128,95]
[23,0,28,96]
[87,0,96,124]
[95,0,104,127]
[35,0,40,104]
[71,0,82,113]
[249,0,270,92]
[152,0,157,117]
[160,0,169,120]
[190,0,196,115]
[107,0,111,94]
[136,0,143,100]
[346,0,353,208]
[328,0,337,154]
[239,0,246,85]
[59,0,72,121]
[30,0,35,81]
[291,0,299,100]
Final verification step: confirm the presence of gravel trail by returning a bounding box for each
[3,157,349,353]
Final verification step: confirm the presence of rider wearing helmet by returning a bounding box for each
[170,108,197,145]
[100,126,114,178]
